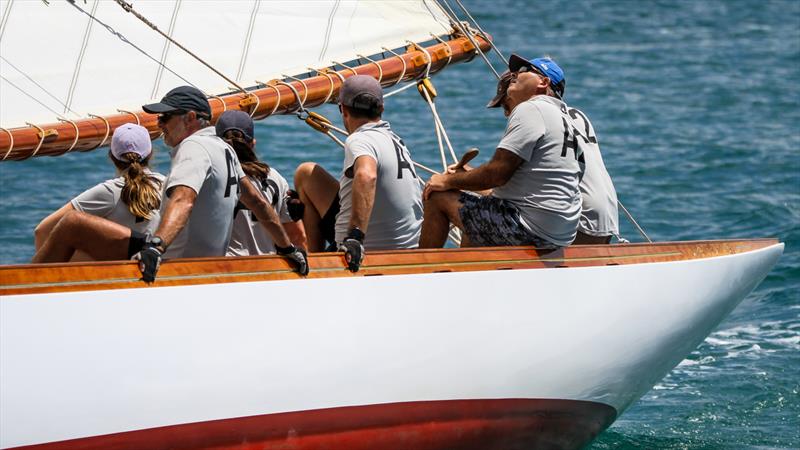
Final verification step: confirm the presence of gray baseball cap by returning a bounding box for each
[339,75,383,110]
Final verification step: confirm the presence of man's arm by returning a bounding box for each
[238,177,292,248]
[423,148,523,199]
[283,220,308,251]
[348,155,378,232]
[154,185,197,247]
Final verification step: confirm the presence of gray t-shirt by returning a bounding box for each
[162,126,245,259]
[566,107,619,237]
[492,95,584,247]
[226,168,292,256]
[335,120,423,249]
[71,170,165,235]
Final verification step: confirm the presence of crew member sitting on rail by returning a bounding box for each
[34,124,165,260]
[32,86,308,281]
[485,66,619,244]
[294,75,423,272]
[419,55,584,249]
[215,110,308,255]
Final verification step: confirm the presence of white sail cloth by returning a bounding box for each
[0,0,452,129]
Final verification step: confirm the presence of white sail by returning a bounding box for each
[0,0,452,129]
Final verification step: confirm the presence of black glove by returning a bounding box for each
[286,190,305,222]
[276,244,309,276]
[339,228,365,272]
[132,236,164,283]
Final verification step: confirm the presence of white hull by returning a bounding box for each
[0,242,783,449]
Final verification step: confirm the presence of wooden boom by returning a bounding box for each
[0,32,490,162]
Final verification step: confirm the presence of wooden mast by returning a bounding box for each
[0,33,490,161]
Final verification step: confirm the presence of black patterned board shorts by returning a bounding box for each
[457,192,555,248]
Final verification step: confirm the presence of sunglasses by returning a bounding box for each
[516,65,546,77]
[157,110,187,124]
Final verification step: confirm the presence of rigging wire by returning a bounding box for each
[65,0,97,115]
[1,74,70,119]
[66,0,199,92]
[236,0,260,83]
[112,0,249,96]
[151,0,182,99]
[452,0,507,66]
[437,0,500,79]
[0,57,81,117]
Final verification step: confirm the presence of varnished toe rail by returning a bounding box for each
[0,239,779,296]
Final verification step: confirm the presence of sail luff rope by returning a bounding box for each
[0,0,14,44]
[65,0,97,115]
[66,0,199,93]
[151,0,181,99]
[236,0,260,83]
[438,0,500,80]
[112,0,248,96]
[453,0,507,65]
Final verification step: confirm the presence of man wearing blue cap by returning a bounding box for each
[420,54,588,249]
[485,60,619,244]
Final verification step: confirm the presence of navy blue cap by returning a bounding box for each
[215,110,254,142]
[142,86,211,118]
[508,54,566,97]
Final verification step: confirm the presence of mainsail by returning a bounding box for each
[0,0,490,160]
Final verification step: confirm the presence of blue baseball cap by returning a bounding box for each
[215,110,254,142]
[508,54,566,97]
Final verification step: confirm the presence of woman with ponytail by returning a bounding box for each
[34,124,165,258]
[215,110,307,255]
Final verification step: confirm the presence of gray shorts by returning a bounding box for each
[458,192,554,248]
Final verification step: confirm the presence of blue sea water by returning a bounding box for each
[0,0,797,447]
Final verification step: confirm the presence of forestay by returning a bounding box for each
[0,0,451,129]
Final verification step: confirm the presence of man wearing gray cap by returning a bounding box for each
[33,86,309,280]
[294,75,423,272]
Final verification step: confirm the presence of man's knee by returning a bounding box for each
[424,190,461,217]
[294,162,318,186]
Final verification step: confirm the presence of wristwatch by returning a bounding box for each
[149,235,166,253]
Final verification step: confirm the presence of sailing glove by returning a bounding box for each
[286,190,305,222]
[339,228,365,272]
[132,236,164,283]
[276,244,310,276]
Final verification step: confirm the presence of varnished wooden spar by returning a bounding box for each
[0,239,778,296]
[0,33,490,161]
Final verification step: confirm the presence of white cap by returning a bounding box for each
[110,123,152,161]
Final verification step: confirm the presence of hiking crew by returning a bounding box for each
[419,55,585,249]
[294,75,423,272]
[34,124,164,259]
[215,110,307,256]
[32,86,308,280]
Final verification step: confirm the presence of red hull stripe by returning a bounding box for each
[9,399,617,450]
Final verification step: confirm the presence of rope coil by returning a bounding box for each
[309,68,336,104]
[57,117,80,153]
[117,109,141,125]
[382,47,407,86]
[24,122,46,158]
[356,54,383,83]
[275,80,307,115]
[87,113,111,150]
[331,61,358,77]
[1,127,14,160]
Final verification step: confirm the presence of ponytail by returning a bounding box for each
[113,152,162,220]
[222,130,270,183]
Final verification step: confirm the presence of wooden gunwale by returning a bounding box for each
[0,239,778,296]
[0,33,489,161]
